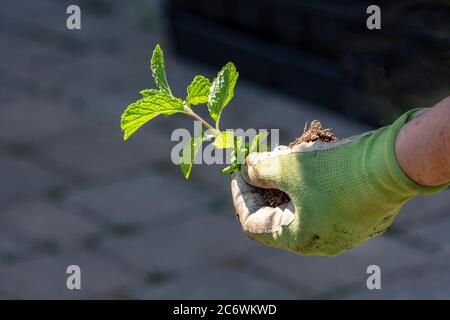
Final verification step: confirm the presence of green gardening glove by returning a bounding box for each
[231,109,450,256]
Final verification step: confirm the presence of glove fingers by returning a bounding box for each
[241,148,286,191]
[231,172,295,234]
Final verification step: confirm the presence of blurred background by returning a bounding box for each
[0,0,449,299]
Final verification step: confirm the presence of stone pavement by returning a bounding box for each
[0,0,449,299]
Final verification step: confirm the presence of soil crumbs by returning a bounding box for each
[289,120,338,147]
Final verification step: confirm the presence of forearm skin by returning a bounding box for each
[396,96,450,187]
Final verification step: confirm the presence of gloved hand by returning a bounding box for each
[231,109,450,256]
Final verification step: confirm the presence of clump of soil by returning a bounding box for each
[288,120,338,147]
[261,189,291,208]
[262,120,337,208]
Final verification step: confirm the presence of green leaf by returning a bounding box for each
[121,93,184,140]
[139,89,159,98]
[207,62,239,124]
[180,132,207,179]
[151,44,172,95]
[186,75,211,105]
[213,131,235,149]
[249,131,269,153]
[224,63,238,107]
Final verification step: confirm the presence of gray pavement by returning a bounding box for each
[0,0,449,299]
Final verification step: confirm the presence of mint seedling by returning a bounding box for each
[120,44,269,179]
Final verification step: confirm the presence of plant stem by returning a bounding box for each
[215,116,221,131]
[185,107,219,136]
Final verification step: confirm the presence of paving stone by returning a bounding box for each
[36,125,174,181]
[241,235,431,297]
[0,232,23,253]
[0,251,139,299]
[412,214,450,253]
[98,213,259,274]
[0,37,82,77]
[0,0,64,31]
[1,0,144,53]
[66,171,211,225]
[0,67,40,101]
[0,230,28,265]
[0,201,97,251]
[44,53,146,114]
[0,155,65,206]
[0,30,54,62]
[343,255,450,299]
[52,52,144,88]
[114,26,169,69]
[0,97,85,144]
[50,0,159,54]
[394,189,450,229]
[131,265,296,299]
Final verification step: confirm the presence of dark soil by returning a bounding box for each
[261,189,291,208]
[288,120,338,147]
[262,120,337,208]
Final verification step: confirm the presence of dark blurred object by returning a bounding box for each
[166,0,450,125]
